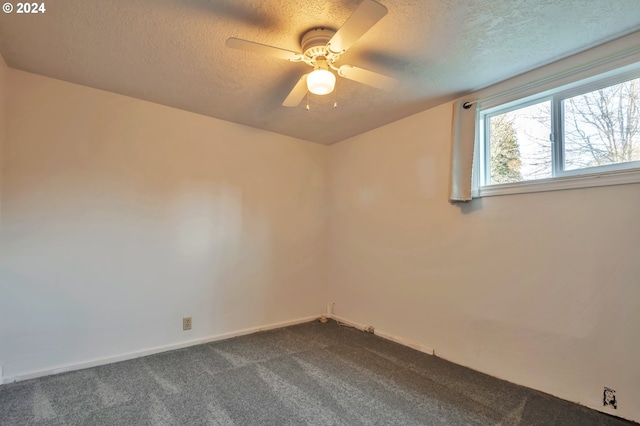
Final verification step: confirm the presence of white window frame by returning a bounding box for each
[474,63,640,197]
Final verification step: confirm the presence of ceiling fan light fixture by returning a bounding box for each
[307,68,336,95]
[226,0,394,107]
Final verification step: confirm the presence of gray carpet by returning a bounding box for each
[0,319,633,425]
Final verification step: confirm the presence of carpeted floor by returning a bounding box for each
[0,319,633,425]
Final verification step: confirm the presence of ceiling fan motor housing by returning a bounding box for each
[301,28,337,63]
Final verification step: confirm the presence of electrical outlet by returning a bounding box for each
[603,387,617,409]
[183,317,192,331]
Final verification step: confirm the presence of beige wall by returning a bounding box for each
[327,103,640,421]
[0,70,328,380]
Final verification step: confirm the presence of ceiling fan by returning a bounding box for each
[225,0,397,107]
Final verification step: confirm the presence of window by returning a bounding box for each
[476,68,640,196]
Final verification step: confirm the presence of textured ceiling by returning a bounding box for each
[1,0,640,144]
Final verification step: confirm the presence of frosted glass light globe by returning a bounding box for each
[307,69,336,95]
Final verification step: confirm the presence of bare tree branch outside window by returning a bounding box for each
[563,78,640,170]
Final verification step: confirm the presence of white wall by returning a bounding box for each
[0,70,328,381]
[327,102,640,421]
[0,53,7,223]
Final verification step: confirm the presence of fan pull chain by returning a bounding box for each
[306,92,310,111]
[334,80,338,108]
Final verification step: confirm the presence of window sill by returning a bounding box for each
[473,168,640,197]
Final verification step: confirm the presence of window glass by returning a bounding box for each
[562,78,640,171]
[488,100,552,184]
[477,65,640,196]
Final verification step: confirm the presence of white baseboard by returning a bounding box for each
[1,315,320,384]
[329,314,369,331]
[330,314,435,356]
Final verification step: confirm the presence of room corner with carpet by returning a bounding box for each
[0,320,634,425]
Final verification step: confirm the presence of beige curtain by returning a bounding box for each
[449,100,477,202]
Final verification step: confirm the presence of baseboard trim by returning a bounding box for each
[330,314,435,356]
[1,315,320,385]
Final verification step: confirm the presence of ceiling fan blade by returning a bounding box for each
[225,37,303,62]
[338,65,397,91]
[327,0,388,54]
[283,74,309,107]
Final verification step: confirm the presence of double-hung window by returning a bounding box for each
[475,65,640,196]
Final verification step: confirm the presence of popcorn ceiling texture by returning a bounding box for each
[1,0,639,144]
